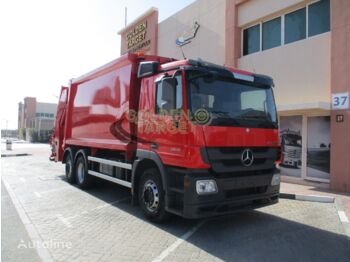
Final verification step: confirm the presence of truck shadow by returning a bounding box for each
[70,178,350,262]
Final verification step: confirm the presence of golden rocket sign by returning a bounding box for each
[119,9,157,55]
[127,21,148,49]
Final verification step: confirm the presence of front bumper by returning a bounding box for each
[167,167,280,219]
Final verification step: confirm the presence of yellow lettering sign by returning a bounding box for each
[126,21,148,49]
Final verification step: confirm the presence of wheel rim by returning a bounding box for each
[77,161,85,184]
[142,180,160,213]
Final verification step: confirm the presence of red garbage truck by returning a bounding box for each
[50,53,281,222]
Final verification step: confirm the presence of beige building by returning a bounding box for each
[18,97,57,140]
[118,0,350,192]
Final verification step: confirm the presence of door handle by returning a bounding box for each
[151,143,158,149]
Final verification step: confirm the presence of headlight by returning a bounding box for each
[196,180,218,195]
[271,174,280,186]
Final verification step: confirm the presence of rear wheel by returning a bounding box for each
[65,152,75,184]
[138,168,170,223]
[75,154,93,189]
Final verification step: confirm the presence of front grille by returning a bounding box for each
[203,147,278,174]
[214,168,274,178]
[225,186,267,199]
[286,148,301,158]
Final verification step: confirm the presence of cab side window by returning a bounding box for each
[155,75,182,114]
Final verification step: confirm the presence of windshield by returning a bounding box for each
[186,70,278,128]
[282,135,302,147]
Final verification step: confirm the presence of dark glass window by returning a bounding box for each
[285,8,306,44]
[308,0,330,37]
[243,24,260,55]
[262,17,281,50]
[156,75,182,114]
[187,70,277,128]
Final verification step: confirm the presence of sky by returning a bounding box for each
[0,0,195,129]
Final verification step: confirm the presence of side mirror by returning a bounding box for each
[137,61,159,78]
[160,77,178,111]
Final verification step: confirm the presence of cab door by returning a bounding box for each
[138,71,188,167]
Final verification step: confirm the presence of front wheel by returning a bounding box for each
[138,168,170,223]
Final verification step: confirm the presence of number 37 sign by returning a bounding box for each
[332,92,349,110]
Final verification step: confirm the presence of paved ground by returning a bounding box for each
[2,182,40,262]
[281,182,350,220]
[2,145,350,262]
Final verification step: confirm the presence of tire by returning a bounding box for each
[65,152,75,184]
[138,168,170,223]
[74,154,93,189]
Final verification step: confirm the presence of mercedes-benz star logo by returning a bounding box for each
[241,148,254,167]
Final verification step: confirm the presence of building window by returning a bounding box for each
[262,17,281,50]
[285,8,306,44]
[242,1,330,56]
[308,0,330,37]
[243,24,260,55]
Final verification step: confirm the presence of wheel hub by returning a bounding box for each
[142,180,159,212]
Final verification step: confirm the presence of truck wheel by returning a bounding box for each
[138,168,170,223]
[75,154,93,189]
[65,152,75,184]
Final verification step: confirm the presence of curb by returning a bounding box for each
[280,193,335,203]
[1,153,30,157]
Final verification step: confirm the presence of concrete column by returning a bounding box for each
[225,0,247,67]
[330,0,350,192]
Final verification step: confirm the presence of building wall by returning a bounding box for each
[18,97,57,140]
[237,0,306,27]
[35,118,55,131]
[330,0,350,192]
[158,0,226,64]
[36,102,57,116]
[238,33,331,107]
[235,0,331,107]
[23,97,36,128]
